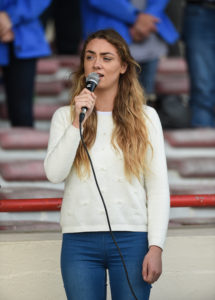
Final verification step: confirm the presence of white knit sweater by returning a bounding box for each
[44,105,170,249]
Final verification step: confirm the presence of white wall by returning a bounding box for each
[0,227,215,300]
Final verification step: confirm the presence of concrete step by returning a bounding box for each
[36,56,80,74]
[34,102,67,120]
[157,57,187,74]
[155,74,189,95]
[55,55,80,69]
[0,220,60,232]
[0,128,49,150]
[35,80,65,96]
[1,127,215,150]
[170,183,215,195]
[0,127,215,185]
[37,56,187,76]
[1,57,189,99]
[155,57,189,95]
[0,186,63,199]
[164,129,215,147]
[167,157,215,178]
[1,157,215,186]
[0,102,67,120]
[0,73,189,97]
[1,182,215,199]
[0,160,46,181]
[169,217,215,226]
[1,217,214,233]
[0,77,66,98]
[37,59,60,75]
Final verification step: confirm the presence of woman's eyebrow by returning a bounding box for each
[86,50,95,54]
[101,52,115,56]
[86,50,115,56]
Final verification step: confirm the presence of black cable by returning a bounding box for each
[79,116,139,300]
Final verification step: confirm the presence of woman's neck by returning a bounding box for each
[95,87,117,112]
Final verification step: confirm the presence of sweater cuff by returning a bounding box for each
[148,238,165,251]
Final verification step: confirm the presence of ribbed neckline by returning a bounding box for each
[96,111,112,115]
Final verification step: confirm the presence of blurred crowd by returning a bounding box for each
[0,0,214,129]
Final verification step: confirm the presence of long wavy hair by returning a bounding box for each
[70,29,151,181]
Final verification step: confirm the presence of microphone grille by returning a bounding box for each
[86,72,100,84]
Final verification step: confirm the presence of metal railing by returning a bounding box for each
[0,194,215,212]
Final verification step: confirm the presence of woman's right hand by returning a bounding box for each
[72,88,96,128]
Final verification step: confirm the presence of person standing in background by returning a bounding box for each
[81,0,178,100]
[183,0,215,128]
[40,0,82,55]
[0,0,51,127]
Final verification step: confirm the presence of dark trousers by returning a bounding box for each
[40,0,82,54]
[54,0,82,54]
[139,58,159,96]
[2,50,37,127]
[183,4,215,127]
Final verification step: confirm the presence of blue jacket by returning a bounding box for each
[0,0,51,66]
[81,0,178,44]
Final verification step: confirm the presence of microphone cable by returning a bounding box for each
[79,116,139,300]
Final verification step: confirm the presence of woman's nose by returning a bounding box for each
[93,57,102,69]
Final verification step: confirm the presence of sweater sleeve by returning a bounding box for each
[144,107,170,250]
[44,107,81,184]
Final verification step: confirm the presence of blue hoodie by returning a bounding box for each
[0,0,51,65]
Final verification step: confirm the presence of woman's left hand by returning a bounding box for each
[142,245,162,284]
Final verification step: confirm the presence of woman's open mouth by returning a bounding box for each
[97,73,104,78]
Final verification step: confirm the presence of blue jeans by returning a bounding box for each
[183,4,215,127]
[61,231,151,300]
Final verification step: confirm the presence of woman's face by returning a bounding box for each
[84,38,127,91]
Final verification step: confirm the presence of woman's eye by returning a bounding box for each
[86,55,94,60]
[103,57,112,61]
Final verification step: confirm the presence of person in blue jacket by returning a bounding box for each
[0,0,51,127]
[81,0,178,100]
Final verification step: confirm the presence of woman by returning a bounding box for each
[44,29,170,300]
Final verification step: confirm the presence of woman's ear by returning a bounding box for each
[120,62,127,74]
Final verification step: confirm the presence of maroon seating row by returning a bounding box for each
[0,102,68,120]
[0,57,190,97]
[37,56,187,75]
[0,157,215,181]
[1,128,215,150]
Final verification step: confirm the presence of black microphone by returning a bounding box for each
[79,72,100,123]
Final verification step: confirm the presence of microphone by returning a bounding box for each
[79,72,100,123]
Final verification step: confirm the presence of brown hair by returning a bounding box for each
[70,29,151,181]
